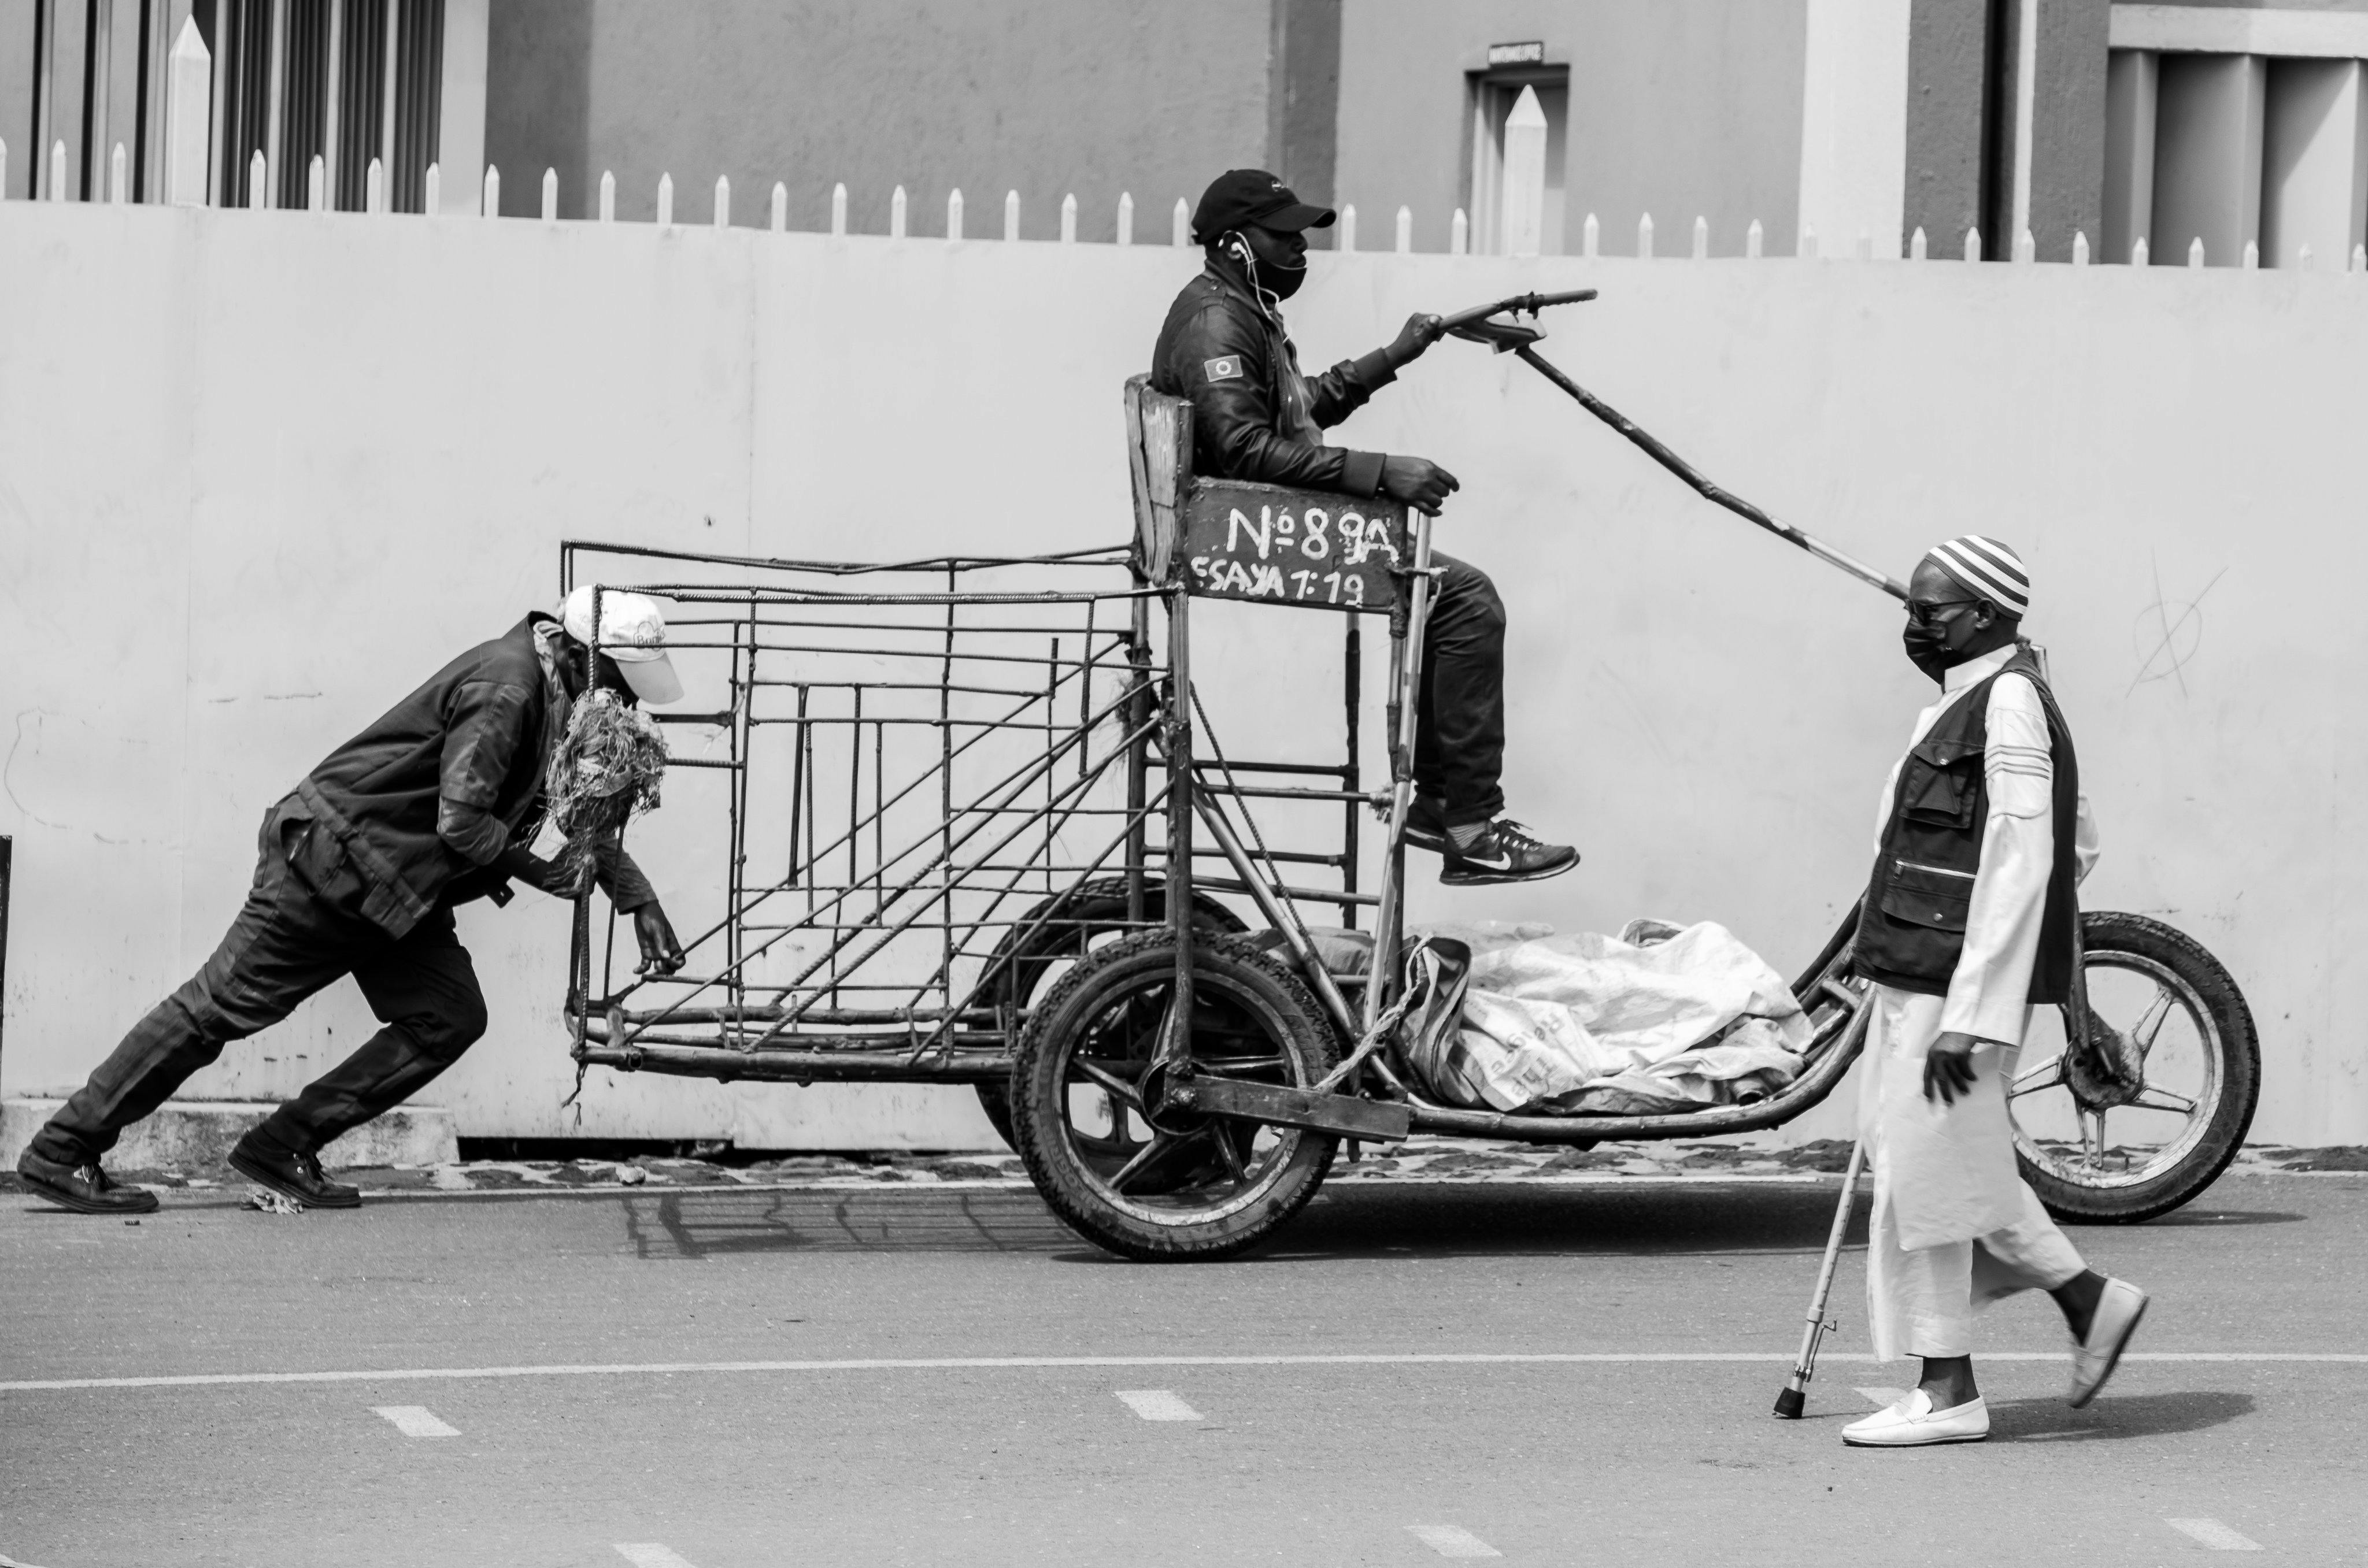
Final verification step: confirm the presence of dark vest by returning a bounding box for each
[1855,646,2080,1003]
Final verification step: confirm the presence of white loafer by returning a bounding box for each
[2069,1276,2149,1408]
[1842,1388,1990,1447]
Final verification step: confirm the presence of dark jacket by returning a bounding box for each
[1150,257,1398,496]
[1854,646,2080,1004]
[292,613,655,936]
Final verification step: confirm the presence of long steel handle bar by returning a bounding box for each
[1509,344,1908,600]
[1438,288,1599,333]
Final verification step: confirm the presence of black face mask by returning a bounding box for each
[1901,621,1955,684]
[1227,235,1307,301]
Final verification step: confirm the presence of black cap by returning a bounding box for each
[1190,169,1336,244]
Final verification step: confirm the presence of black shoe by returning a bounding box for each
[16,1148,160,1214]
[1440,819,1580,886]
[1400,796,1451,856]
[228,1137,361,1210]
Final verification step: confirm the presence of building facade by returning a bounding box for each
[5,2,2366,253]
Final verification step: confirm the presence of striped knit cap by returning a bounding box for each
[1924,535,2030,617]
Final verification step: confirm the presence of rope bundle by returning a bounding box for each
[547,688,668,881]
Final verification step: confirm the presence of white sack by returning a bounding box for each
[1411,920,1813,1115]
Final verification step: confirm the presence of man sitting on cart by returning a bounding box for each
[1152,168,1578,887]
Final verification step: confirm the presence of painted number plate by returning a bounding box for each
[1180,480,1408,614]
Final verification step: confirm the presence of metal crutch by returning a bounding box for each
[1773,1138,1867,1418]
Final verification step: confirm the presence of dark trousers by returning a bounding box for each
[1414,551,1509,826]
[32,805,488,1166]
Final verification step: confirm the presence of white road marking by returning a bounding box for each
[2166,1518,2265,1551]
[1855,1385,1912,1407]
[1407,1524,1503,1559]
[614,1547,701,1568]
[5,1350,2364,1394]
[371,1404,460,1438]
[1115,1389,1201,1421]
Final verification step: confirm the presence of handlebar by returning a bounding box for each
[1436,288,1598,333]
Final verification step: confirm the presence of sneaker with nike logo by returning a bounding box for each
[1440,818,1579,886]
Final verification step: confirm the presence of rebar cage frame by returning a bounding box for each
[556,535,1383,1092]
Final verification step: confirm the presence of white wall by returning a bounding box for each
[3,203,2362,1147]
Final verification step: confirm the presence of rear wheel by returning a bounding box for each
[2010,911,2259,1224]
[973,878,1244,1148]
[1011,930,1337,1261]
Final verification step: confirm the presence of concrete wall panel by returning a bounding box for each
[3,209,2362,1148]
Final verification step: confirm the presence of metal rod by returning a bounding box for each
[1509,345,1908,600]
[1775,1139,1869,1419]
[1367,513,1435,1029]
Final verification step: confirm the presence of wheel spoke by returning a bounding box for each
[2130,1084,2197,1115]
[2011,1054,2067,1097]
[1107,1133,1182,1194]
[1073,1058,1144,1109]
[1209,1126,1249,1181]
[2130,983,2179,1061]
[2082,1109,2107,1166]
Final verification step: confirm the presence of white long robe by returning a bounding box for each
[1859,643,2098,1359]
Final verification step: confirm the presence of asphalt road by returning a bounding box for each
[3,1172,2362,1567]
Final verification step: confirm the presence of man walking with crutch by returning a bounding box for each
[1837,536,2148,1446]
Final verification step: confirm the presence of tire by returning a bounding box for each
[2010,911,2259,1225]
[1011,929,1338,1261]
[972,878,1245,1150]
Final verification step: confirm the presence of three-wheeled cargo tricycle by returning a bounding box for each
[560,291,2259,1261]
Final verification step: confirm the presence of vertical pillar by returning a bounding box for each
[86,0,111,201]
[2263,58,2368,270]
[1799,0,1911,260]
[378,0,397,180]
[1266,0,1340,244]
[436,0,485,214]
[0,0,39,198]
[1500,84,1545,257]
[321,0,342,209]
[2153,52,2265,268]
[206,0,227,205]
[262,0,283,206]
[162,14,207,205]
[38,0,56,195]
[1902,0,1990,251]
[2103,49,2158,262]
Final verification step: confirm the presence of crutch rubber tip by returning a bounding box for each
[1772,1387,1806,1420]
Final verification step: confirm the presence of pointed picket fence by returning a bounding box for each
[3,121,2343,280]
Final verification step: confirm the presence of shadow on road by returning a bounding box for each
[2139,1209,2304,1227]
[1990,1389,2256,1441]
[611,1183,1888,1261]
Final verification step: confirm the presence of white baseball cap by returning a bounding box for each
[560,585,683,705]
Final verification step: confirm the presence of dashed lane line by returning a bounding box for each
[1115,1389,1202,1421]
[2166,1519,2265,1551]
[614,1547,701,1568]
[371,1404,460,1438]
[5,1350,2364,1395]
[1408,1524,1504,1559]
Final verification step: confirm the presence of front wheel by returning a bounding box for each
[2009,911,2259,1224]
[1011,931,1338,1261]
